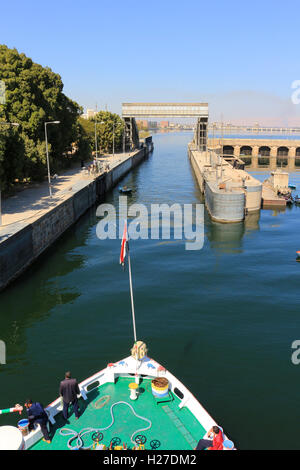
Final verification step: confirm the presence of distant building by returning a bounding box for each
[81,109,97,120]
[136,120,149,130]
[160,121,169,128]
[148,121,158,129]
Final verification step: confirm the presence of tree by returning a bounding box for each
[0,44,91,190]
[93,111,124,154]
[0,125,25,191]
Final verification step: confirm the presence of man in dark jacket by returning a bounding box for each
[25,399,51,443]
[59,371,80,420]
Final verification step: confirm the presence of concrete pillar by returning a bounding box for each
[270,146,277,169]
[288,147,296,171]
[251,146,259,169]
[234,145,240,157]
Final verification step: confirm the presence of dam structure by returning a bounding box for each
[122,103,263,223]
[188,110,262,223]
[188,144,262,223]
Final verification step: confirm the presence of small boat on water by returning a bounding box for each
[289,185,297,190]
[294,196,300,206]
[0,222,235,451]
[119,186,132,194]
[296,251,300,261]
[283,195,294,205]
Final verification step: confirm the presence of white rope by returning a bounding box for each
[59,401,152,449]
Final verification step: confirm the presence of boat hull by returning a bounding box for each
[21,355,231,450]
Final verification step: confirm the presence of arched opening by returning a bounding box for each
[259,146,270,156]
[277,146,288,167]
[240,146,252,156]
[296,147,300,157]
[276,157,288,167]
[258,157,270,167]
[277,146,289,156]
[223,145,234,156]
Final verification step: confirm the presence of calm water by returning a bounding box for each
[1,132,300,450]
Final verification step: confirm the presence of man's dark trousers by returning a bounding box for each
[40,422,51,441]
[63,398,79,420]
[196,439,213,450]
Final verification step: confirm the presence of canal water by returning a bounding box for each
[1,132,300,450]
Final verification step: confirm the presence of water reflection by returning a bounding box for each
[206,211,260,254]
[0,213,96,368]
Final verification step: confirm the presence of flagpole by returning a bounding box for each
[127,239,137,343]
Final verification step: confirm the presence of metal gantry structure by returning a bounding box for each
[121,102,209,152]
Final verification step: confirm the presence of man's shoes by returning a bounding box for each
[42,439,51,444]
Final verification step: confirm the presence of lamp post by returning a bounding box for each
[44,121,60,198]
[0,122,19,226]
[95,121,105,158]
[123,121,125,155]
[94,116,98,161]
[112,122,115,157]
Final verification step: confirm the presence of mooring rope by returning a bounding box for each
[59,401,152,449]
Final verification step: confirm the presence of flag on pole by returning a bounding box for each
[120,220,128,266]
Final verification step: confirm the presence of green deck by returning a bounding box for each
[30,377,206,450]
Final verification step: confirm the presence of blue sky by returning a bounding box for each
[1,0,300,124]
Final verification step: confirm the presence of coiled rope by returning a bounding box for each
[59,401,152,450]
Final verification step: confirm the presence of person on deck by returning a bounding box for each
[195,425,224,450]
[59,371,80,421]
[24,399,51,444]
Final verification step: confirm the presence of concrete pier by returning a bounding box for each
[188,143,262,223]
[261,184,286,208]
[210,137,300,171]
[261,170,289,208]
[0,143,152,291]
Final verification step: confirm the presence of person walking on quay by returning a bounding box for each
[24,399,51,444]
[59,371,80,421]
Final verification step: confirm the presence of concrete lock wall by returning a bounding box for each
[32,198,75,258]
[0,147,149,291]
[205,183,245,223]
[0,225,33,287]
[188,148,205,191]
[245,184,262,212]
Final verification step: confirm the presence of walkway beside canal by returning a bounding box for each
[0,146,151,290]
[0,152,133,242]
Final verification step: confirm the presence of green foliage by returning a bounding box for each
[75,119,92,161]
[78,112,125,155]
[0,44,91,191]
[0,126,25,191]
[93,111,124,154]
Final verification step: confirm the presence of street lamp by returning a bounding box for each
[44,121,60,198]
[0,122,19,226]
[112,122,115,157]
[94,120,105,159]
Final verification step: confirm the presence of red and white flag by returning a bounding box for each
[120,220,128,266]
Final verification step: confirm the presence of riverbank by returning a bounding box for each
[0,144,152,291]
